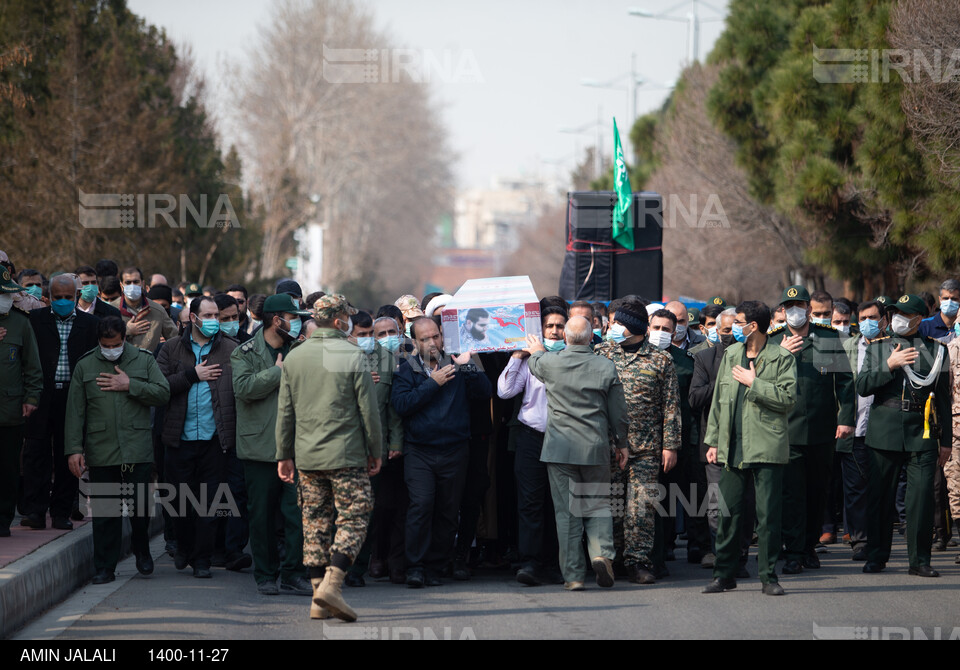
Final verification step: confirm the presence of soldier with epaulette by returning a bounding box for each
[768,286,855,574]
[64,316,170,584]
[0,270,42,537]
[857,294,952,577]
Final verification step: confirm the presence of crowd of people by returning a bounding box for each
[0,246,958,622]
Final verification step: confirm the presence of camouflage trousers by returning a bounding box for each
[614,454,660,569]
[945,448,960,521]
[298,467,373,568]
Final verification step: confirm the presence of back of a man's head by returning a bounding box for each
[565,316,592,346]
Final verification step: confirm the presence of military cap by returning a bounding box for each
[890,294,927,316]
[687,307,701,326]
[184,283,202,296]
[779,285,810,305]
[706,296,727,308]
[0,267,24,293]
[313,294,358,321]
[395,294,424,319]
[874,295,893,307]
[263,293,311,316]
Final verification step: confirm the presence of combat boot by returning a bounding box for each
[310,577,331,620]
[315,566,357,622]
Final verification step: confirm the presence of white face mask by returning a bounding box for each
[0,293,13,314]
[100,345,124,361]
[786,306,808,328]
[835,324,850,335]
[123,284,142,302]
[340,316,353,337]
[649,330,672,350]
[673,324,687,341]
[891,313,914,336]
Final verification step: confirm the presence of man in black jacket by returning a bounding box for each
[391,317,492,587]
[22,274,99,530]
[75,266,121,320]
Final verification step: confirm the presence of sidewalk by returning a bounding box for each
[0,511,161,639]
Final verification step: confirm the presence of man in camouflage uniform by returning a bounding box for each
[595,298,681,584]
[276,295,382,622]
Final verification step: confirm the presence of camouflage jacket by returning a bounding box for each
[595,339,681,457]
[947,337,960,449]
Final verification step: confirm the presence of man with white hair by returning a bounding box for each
[524,316,628,591]
[21,273,99,530]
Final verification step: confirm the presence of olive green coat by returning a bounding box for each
[0,308,43,426]
[64,343,171,465]
[359,343,404,453]
[232,329,286,462]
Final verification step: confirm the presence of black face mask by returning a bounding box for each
[719,333,736,347]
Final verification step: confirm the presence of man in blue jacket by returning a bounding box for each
[391,316,492,588]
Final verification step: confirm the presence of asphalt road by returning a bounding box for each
[15,534,960,641]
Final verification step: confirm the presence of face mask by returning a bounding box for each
[859,319,880,339]
[732,323,752,344]
[592,328,602,340]
[812,317,830,327]
[405,322,413,338]
[80,285,98,302]
[52,298,75,317]
[220,321,240,337]
[250,318,261,330]
[100,345,124,361]
[835,324,850,335]
[543,338,566,352]
[719,333,736,347]
[281,317,302,341]
[196,317,220,338]
[123,284,142,302]
[378,335,401,353]
[674,324,687,341]
[606,323,627,344]
[941,299,959,317]
[25,285,42,300]
[357,336,376,354]
[706,326,719,344]
[341,316,353,337]
[891,314,914,336]
[0,293,13,314]
[786,306,807,328]
[649,330,672,350]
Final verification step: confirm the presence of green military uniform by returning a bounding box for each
[767,286,855,566]
[856,295,951,572]
[704,338,797,584]
[232,321,307,589]
[0,269,43,534]
[64,343,170,572]
[595,339,681,574]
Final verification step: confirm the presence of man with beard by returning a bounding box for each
[459,308,491,351]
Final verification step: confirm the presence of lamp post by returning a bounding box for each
[628,1,725,64]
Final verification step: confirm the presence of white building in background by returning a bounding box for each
[454,175,564,253]
[293,222,324,294]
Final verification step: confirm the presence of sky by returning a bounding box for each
[127,0,729,190]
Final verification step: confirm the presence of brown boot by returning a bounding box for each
[310,577,331,620]
[315,566,357,622]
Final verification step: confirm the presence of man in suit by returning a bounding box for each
[21,273,100,530]
[75,265,121,320]
[524,316,628,591]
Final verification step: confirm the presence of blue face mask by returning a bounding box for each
[357,337,376,354]
[52,298,75,317]
[732,323,750,344]
[25,285,42,300]
[220,321,240,338]
[543,338,566,352]
[283,317,302,340]
[605,324,628,344]
[941,299,959,317]
[197,318,220,338]
[592,328,602,340]
[707,326,719,344]
[80,284,98,302]
[405,322,413,339]
[378,335,401,353]
[859,318,880,340]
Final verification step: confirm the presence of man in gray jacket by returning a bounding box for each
[525,316,628,591]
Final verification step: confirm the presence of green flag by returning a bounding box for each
[612,118,634,250]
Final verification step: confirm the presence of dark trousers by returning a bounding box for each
[782,441,834,560]
[243,460,303,585]
[867,448,936,568]
[706,462,753,558]
[22,387,77,518]
[686,456,712,555]
[167,438,223,570]
[368,455,407,573]
[933,464,951,541]
[513,425,559,568]
[88,463,152,572]
[455,435,490,557]
[222,448,248,555]
[0,424,24,530]
[715,464,783,584]
[840,438,870,549]
[404,442,469,573]
[822,451,843,535]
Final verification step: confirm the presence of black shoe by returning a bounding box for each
[862,561,885,573]
[782,560,803,575]
[258,581,279,595]
[70,507,85,522]
[51,517,73,531]
[652,564,670,579]
[424,572,443,587]
[736,565,750,579]
[193,567,212,578]
[211,552,226,568]
[955,553,960,565]
[390,570,406,585]
[851,546,868,561]
[279,576,313,595]
[224,552,252,571]
[762,582,785,596]
[164,541,177,558]
[91,569,115,585]
[801,552,820,569]
[452,559,470,581]
[345,571,365,587]
[0,527,10,537]
[174,552,189,571]
[368,559,388,579]
[516,564,544,586]
[665,548,676,561]
[908,565,940,578]
[687,547,702,564]
[135,552,154,576]
[20,513,45,530]
[627,565,656,584]
[701,578,736,593]
[406,568,425,588]
[932,538,947,552]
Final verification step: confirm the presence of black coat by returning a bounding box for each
[91,298,122,320]
[689,342,727,462]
